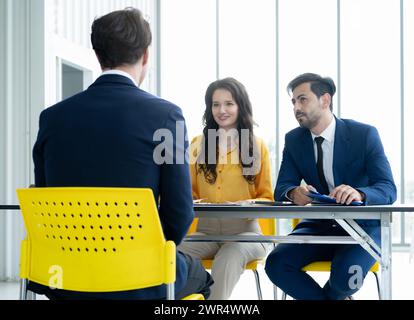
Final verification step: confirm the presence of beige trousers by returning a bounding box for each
[178,218,270,300]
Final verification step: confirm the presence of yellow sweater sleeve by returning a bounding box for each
[253,140,274,201]
[190,163,200,199]
[189,136,201,200]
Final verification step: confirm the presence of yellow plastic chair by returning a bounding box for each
[17,187,204,300]
[281,218,381,300]
[189,217,276,300]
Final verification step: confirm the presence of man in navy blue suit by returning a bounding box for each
[31,8,212,299]
[265,73,396,300]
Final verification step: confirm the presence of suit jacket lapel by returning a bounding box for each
[333,118,351,186]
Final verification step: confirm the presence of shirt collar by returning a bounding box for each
[218,130,239,155]
[311,117,336,143]
[100,69,139,87]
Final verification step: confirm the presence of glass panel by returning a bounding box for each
[404,0,414,243]
[219,0,277,184]
[160,0,216,140]
[340,0,401,242]
[277,0,337,235]
[278,0,337,168]
[62,63,84,99]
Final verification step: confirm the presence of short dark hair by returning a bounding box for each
[91,7,152,69]
[287,73,336,111]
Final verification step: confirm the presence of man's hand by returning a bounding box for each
[330,184,365,205]
[288,185,316,206]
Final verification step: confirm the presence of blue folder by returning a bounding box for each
[308,190,363,206]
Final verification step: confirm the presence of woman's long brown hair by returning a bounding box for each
[197,77,257,184]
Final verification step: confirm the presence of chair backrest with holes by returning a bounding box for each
[17,187,176,292]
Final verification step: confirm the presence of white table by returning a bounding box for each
[184,204,414,300]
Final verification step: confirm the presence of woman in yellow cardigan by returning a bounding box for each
[178,77,274,300]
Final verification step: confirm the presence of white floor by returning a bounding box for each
[1,251,413,300]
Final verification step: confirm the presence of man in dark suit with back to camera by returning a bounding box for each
[31,7,212,299]
[265,73,396,300]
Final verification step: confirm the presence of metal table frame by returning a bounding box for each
[184,204,414,300]
[3,204,414,300]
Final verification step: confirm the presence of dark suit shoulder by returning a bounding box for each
[339,118,375,130]
[41,91,82,114]
[138,91,183,117]
[337,118,377,138]
[41,84,183,123]
[284,126,309,143]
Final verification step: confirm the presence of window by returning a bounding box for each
[61,63,90,100]
[160,0,216,140]
[160,0,411,243]
[277,0,337,235]
[278,0,338,141]
[341,0,401,242]
[404,0,414,242]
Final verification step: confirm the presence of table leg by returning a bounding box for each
[380,212,392,300]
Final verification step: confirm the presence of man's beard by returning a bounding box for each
[296,112,318,129]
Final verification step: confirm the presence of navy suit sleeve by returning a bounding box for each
[274,136,303,201]
[158,107,194,244]
[357,126,397,205]
[33,111,47,187]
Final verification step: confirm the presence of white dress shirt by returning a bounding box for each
[100,69,138,87]
[311,118,336,193]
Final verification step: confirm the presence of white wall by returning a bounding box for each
[0,0,157,281]
[0,0,46,281]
